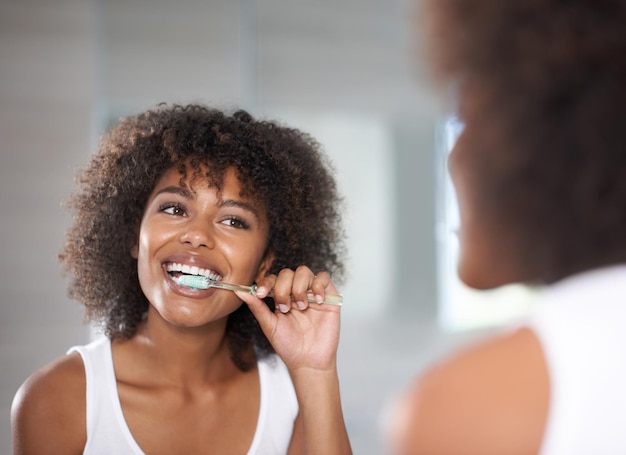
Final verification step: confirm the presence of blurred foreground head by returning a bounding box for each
[422,0,626,288]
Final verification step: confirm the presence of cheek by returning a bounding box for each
[135,232,154,288]
[134,226,168,305]
[135,229,152,266]
[230,244,268,281]
[448,137,505,288]
[134,221,167,277]
[137,218,171,254]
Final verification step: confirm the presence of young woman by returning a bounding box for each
[12,104,352,454]
[390,0,626,454]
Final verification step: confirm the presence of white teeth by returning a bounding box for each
[165,262,222,281]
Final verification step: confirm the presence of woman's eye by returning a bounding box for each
[159,203,186,216]
[222,216,249,229]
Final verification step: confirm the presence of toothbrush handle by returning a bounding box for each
[213,280,343,306]
[265,289,343,306]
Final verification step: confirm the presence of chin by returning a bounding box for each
[457,263,519,290]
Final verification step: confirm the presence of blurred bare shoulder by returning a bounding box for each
[11,352,87,455]
[390,327,549,455]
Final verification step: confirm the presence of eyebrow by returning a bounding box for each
[154,185,262,221]
[154,186,194,199]
[218,199,262,222]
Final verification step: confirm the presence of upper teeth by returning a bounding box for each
[166,263,222,281]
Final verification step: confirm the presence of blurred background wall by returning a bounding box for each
[0,1,494,453]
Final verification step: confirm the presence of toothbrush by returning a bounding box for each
[176,275,343,306]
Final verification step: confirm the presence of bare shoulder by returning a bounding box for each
[390,327,549,455]
[12,352,86,454]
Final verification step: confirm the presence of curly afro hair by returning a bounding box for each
[59,103,345,370]
[422,0,626,283]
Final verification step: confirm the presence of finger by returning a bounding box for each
[272,268,296,312]
[311,271,333,304]
[254,274,276,299]
[235,291,278,335]
[292,265,315,310]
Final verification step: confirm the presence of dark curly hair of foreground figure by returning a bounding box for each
[59,103,345,370]
[422,0,626,284]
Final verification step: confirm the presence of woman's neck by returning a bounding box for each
[116,309,243,388]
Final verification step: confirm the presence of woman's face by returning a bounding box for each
[132,165,273,328]
[447,109,522,290]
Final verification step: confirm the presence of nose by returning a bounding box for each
[179,221,215,249]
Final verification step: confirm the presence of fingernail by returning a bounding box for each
[296,301,307,310]
[315,294,323,304]
[255,286,266,297]
[278,304,290,313]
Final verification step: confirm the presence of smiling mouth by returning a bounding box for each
[165,263,223,283]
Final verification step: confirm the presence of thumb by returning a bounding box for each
[236,291,277,337]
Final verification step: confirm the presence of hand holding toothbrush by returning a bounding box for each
[236,266,342,373]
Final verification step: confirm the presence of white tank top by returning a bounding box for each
[527,265,626,455]
[68,337,298,454]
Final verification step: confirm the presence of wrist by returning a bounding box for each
[289,364,340,390]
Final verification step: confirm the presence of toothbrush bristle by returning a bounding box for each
[177,275,210,290]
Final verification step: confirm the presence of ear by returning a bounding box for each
[254,249,275,282]
[129,225,140,259]
[130,241,138,259]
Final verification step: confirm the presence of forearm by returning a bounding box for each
[290,367,352,455]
